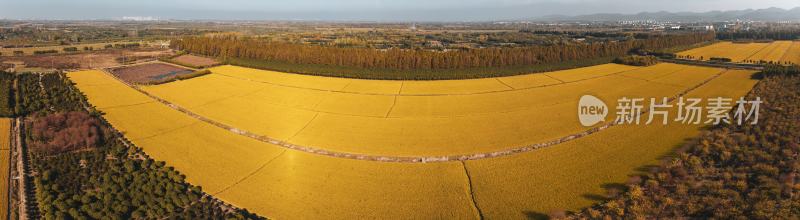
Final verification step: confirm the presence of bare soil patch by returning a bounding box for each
[110,63,194,84]
[171,54,220,68]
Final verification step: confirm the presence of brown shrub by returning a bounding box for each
[30,111,104,154]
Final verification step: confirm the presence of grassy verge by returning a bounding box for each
[223,57,615,80]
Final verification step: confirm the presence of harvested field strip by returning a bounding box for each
[465,70,759,219]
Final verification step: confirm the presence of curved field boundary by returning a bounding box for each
[167,65,690,121]
[97,67,726,163]
[209,65,644,97]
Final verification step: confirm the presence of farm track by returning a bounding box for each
[95,66,727,163]
[12,117,40,220]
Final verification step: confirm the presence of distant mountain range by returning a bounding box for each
[535,7,800,22]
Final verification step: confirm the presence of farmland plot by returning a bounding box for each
[69,64,758,219]
[465,70,758,219]
[748,41,792,62]
[140,63,724,156]
[677,41,795,63]
[0,118,10,220]
[69,70,479,219]
[109,63,194,84]
[780,41,800,65]
[170,54,220,68]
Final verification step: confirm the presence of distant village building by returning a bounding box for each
[426,40,444,48]
[685,25,714,31]
[151,40,171,49]
[2,61,24,72]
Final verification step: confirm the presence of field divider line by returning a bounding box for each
[646,65,692,81]
[776,42,794,63]
[192,68,653,120]
[100,100,156,110]
[211,149,287,196]
[338,80,354,92]
[90,66,727,163]
[495,78,515,90]
[461,161,484,220]
[532,66,646,88]
[615,74,685,89]
[286,113,319,143]
[542,73,566,83]
[130,121,202,142]
[384,95,398,118]
[397,81,405,95]
[190,87,268,110]
[743,42,774,62]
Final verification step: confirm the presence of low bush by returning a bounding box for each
[612,55,659,66]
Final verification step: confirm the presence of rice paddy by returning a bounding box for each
[0,118,11,220]
[139,63,721,156]
[677,40,800,64]
[68,62,759,219]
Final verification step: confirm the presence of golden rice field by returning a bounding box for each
[677,40,799,64]
[781,41,800,65]
[0,118,11,220]
[139,63,723,156]
[68,63,758,219]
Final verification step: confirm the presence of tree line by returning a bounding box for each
[171,32,714,71]
[717,30,800,40]
[612,55,659,66]
[4,71,264,219]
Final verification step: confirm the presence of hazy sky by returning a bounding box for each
[1,0,799,21]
